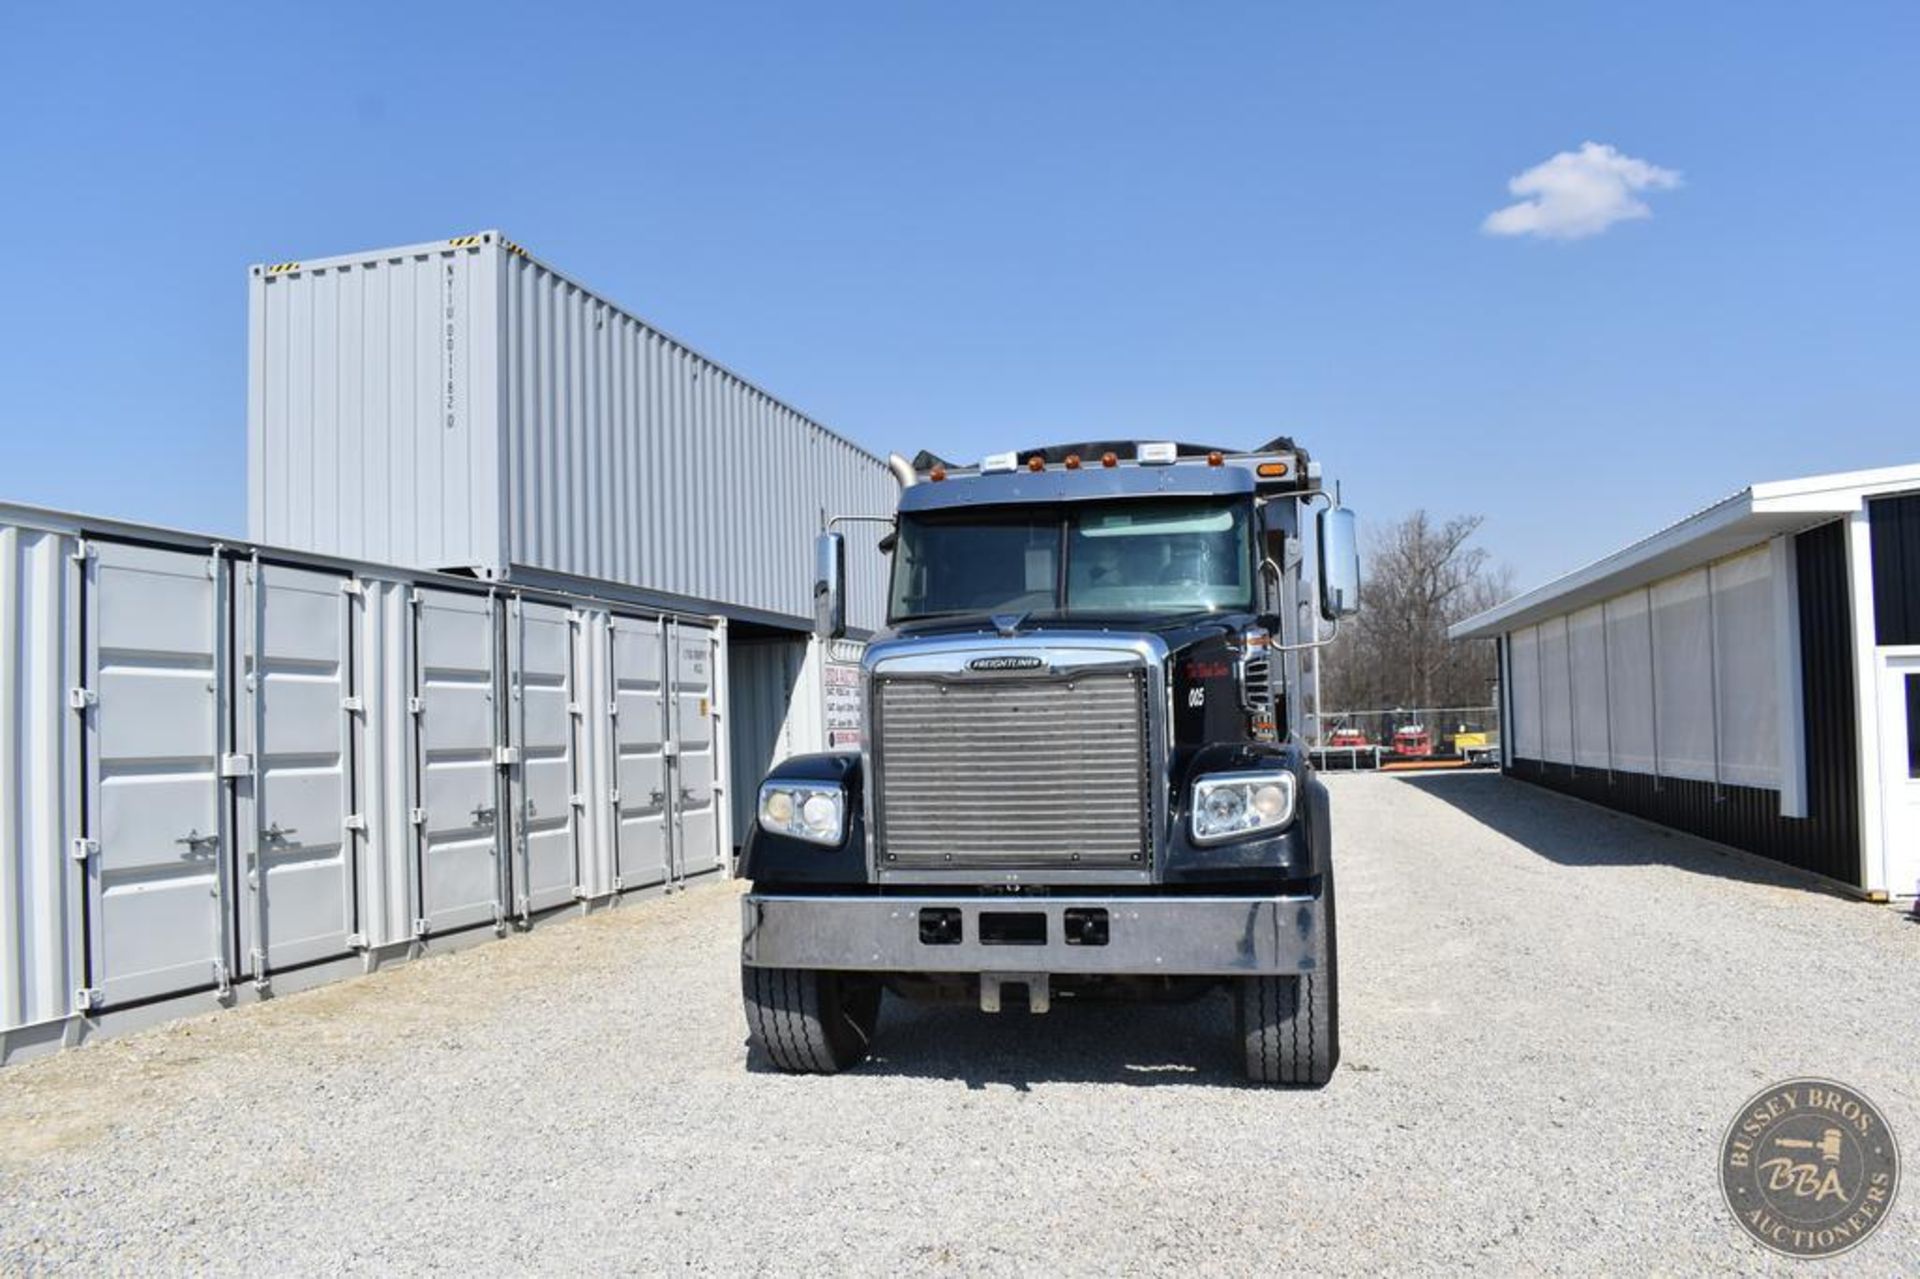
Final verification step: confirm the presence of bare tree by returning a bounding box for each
[1320,510,1512,724]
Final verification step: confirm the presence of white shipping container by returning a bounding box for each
[248,233,896,633]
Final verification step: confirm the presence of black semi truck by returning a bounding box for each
[738,439,1361,1086]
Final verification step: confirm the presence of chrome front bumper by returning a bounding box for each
[740,892,1324,976]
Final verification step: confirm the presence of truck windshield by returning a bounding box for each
[888,499,1254,622]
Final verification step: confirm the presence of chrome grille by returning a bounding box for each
[874,667,1151,869]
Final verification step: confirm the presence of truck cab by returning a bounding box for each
[739,439,1360,1085]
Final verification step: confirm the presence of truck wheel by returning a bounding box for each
[1237,874,1339,1087]
[742,965,881,1074]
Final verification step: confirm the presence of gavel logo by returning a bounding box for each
[1773,1127,1844,1165]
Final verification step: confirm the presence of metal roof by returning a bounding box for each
[1450,462,1920,640]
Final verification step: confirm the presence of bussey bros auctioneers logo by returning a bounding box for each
[1719,1078,1900,1259]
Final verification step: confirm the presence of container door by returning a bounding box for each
[235,562,357,975]
[669,621,722,880]
[609,615,668,891]
[510,600,579,913]
[83,541,229,1006]
[413,589,503,934]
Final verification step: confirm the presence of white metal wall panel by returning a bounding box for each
[1711,549,1780,789]
[1508,625,1542,760]
[84,541,228,1007]
[1,526,80,1034]
[412,589,504,934]
[1569,605,1610,769]
[609,615,669,891]
[251,235,897,632]
[509,599,580,913]
[235,562,357,974]
[1604,590,1657,774]
[249,242,504,573]
[1537,616,1574,765]
[1651,569,1717,781]
[669,622,723,879]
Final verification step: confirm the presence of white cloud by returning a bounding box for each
[1482,142,1681,240]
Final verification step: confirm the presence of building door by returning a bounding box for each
[1878,653,1920,900]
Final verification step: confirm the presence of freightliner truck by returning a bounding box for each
[739,439,1361,1086]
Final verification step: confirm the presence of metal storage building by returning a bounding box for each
[1452,463,1920,904]
[247,231,896,634]
[2,500,734,1063]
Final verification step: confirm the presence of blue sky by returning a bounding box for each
[2,2,1915,588]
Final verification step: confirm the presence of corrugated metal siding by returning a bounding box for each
[0,526,80,1036]
[249,240,504,572]
[250,235,896,633]
[0,503,749,1062]
[1501,519,1862,887]
[1868,492,1920,645]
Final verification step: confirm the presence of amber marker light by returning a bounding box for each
[1064,454,1082,470]
[1101,451,1119,468]
[929,465,947,482]
[1207,451,1224,467]
[1257,461,1290,478]
[1027,455,1046,472]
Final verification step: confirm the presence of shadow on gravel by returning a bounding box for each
[1398,771,1857,901]
[750,992,1252,1089]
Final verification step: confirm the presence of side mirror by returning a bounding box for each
[814,531,847,640]
[1316,506,1361,621]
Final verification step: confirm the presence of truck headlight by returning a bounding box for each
[1190,771,1295,844]
[758,780,846,846]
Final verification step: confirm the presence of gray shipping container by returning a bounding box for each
[248,232,896,633]
[1,500,730,1066]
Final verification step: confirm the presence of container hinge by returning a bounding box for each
[663,741,679,758]
[612,875,625,892]
[250,950,270,992]
[567,612,586,628]
[608,788,621,804]
[341,695,365,713]
[408,697,424,715]
[345,932,368,949]
[343,814,367,833]
[73,987,102,1013]
[608,701,619,718]
[70,837,98,863]
[410,807,426,826]
[211,959,232,997]
[221,753,253,778]
[567,701,584,717]
[495,746,520,767]
[569,794,586,809]
[413,918,430,938]
[68,687,97,710]
[70,539,95,564]
[339,579,365,597]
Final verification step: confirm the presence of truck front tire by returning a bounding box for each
[1237,874,1339,1086]
[742,965,881,1074]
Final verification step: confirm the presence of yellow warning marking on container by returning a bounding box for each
[447,234,485,248]
[264,261,301,275]
[501,238,529,258]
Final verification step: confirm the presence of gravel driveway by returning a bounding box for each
[2,772,1915,1274]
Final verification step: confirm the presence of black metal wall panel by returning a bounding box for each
[1501,519,1862,887]
[1869,492,1920,645]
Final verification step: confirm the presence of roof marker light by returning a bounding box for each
[929,464,947,482]
[1027,455,1046,472]
[1207,451,1224,467]
[982,451,1017,473]
[1064,454,1082,470]
[1101,452,1119,468]
[1257,461,1290,478]
[1139,441,1178,465]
